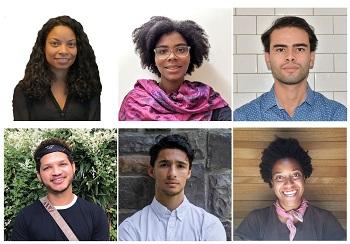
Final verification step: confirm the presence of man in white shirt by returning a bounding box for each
[118,134,226,241]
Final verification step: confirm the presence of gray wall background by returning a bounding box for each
[118,128,232,240]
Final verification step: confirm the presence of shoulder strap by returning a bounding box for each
[40,196,79,241]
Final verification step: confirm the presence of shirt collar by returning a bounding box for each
[150,196,189,221]
[262,84,314,112]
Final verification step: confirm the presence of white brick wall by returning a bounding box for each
[233,8,347,110]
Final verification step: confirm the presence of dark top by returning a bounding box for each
[234,205,346,240]
[13,84,100,121]
[11,197,109,241]
[211,105,232,121]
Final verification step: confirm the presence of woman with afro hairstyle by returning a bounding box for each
[234,137,345,240]
[13,16,101,121]
[119,16,231,121]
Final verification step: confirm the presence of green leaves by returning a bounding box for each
[4,129,117,240]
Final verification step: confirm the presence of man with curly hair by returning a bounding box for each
[234,137,345,240]
[119,134,226,240]
[11,138,109,240]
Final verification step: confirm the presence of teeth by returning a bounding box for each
[283,190,296,197]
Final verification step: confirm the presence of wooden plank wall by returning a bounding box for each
[233,128,347,230]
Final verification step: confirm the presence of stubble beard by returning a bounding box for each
[272,65,310,86]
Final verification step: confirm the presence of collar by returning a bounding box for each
[262,84,315,112]
[150,196,189,222]
[54,194,78,210]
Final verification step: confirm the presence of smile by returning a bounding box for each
[51,177,65,184]
[165,65,181,71]
[55,58,71,64]
[282,190,297,197]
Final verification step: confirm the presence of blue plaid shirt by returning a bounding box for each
[234,86,347,121]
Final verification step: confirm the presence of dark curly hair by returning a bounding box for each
[259,137,313,188]
[19,15,101,101]
[132,16,210,77]
[34,138,73,172]
[149,134,194,169]
[261,16,318,52]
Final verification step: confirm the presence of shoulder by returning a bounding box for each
[14,201,44,223]
[234,93,268,121]
[312,91,347,120]
[76,197,105,213]
[13,84,26,97]
[186,202,224,229]
[307,204,338,219]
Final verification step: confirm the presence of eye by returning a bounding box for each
[292,172,303,179]
[274,175,284,182]
[67,41,76,48]
[159,162,168,167]
[296,47,306,52]
[177,164,186,169]
[156,48,169,55]
[275,47,285,53]
[176,46,187,54]
[49,41,60,47]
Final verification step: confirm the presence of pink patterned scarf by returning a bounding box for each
[274,199,309,241]
[119,79,228,121]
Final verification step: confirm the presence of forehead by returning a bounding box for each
[156,148,189,162]
[156,31,187,46]
[270,27,309,46]
[272,158,302,173]
[47,25,76,39]
[40,151,70,165]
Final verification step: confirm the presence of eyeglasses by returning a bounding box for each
[154,46,191,59]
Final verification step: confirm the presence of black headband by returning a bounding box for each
[35,144,71,161]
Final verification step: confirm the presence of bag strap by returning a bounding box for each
[40,196,79,241]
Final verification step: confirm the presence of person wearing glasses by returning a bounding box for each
[12,16,101,121]
[118,16,231,121]
[234,137,346,240]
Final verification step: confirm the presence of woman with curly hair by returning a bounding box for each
[13,16,101,121]
[119,16,231,121]
[234,137,345,240]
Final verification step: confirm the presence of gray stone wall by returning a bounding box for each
[119,128,232,240]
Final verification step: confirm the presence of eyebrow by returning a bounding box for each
[272,43,308,48]
[48,38,76,42]
[155,43,188,48]
[157,159,189,165]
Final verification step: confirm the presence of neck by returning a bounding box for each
[159,78,184,95]
[52,69,68,84]
[47,186,74,206]
[278,199,302,212]
[274,81,308,116]
[155,191,185,211]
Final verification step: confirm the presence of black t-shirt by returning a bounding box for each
[234,204,346,240]
[11,197,109,241]
[13,84,100,121]
[211,106,232,121]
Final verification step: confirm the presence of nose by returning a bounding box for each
[283,176,295,186]
[52,165,62,175]
[286,49,295,62]
[167,163,177,178]
[167,49,177,60]
[58,44,68,55]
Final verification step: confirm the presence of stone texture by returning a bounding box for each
[119,155,149,175]
[119,176,154,209]
[208,130,232,169]
[208,170,232,219]
[184,163,205,209]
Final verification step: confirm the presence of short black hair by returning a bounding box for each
[261,16,318,52]
[149,134,194,169]
[34,138,73,172]
[132,16,210,77]
[259,137,313,187]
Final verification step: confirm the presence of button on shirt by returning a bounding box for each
[118,197,226,241]
[234,86,347,121]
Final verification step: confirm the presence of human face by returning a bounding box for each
[148,148,191,198]
[45,25,77,74]
[265,27,315,85]
[155,32,190,85]
[37,152,75,194]
[271,158,305,211]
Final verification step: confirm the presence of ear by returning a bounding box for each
[264,52,272,70]
[187,169,192,180]
[148,166,155,179]
[72,162,76,173]
[309,51,315,69]
[37,172,42,182]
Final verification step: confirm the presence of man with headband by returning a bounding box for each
[11,138,109,241]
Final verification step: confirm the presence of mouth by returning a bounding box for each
[282,190,297,197]
[165,65,182,71]
[282,64,299,73]
[55,58,71,64]
[51,177,65,184]
[165,181,179,187]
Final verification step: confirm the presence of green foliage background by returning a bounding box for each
[4,128,117,240]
